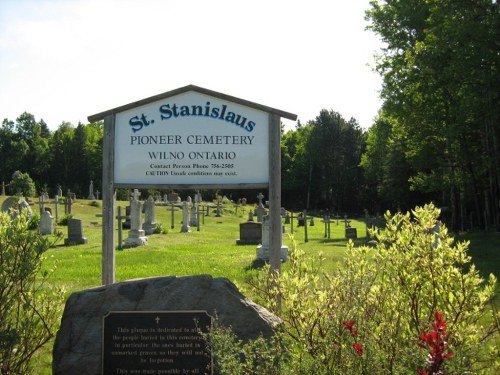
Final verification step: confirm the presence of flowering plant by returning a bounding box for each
[418,312,454,375]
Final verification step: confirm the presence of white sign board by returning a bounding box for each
[114,91,269,186]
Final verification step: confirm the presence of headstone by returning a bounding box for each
[167,192,179,203]
[52,275,281,375]
[1,196,33,218]
[124,190,148,247]
[248,209,254,222]
[345,226,357,239]
[180,201,190,233]
[241,197,247,205]
[256,215,288,261]
[189,203,198,227]
[57,185,63,197]
[87,180,96,200]
[39,210,54,235]
[64,218,88,245]
[284,211,291,224]
[236,221,262,245]
[143,195,156,235]
[297,212,305,227]
[255,193,266,223]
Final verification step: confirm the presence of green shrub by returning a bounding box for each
[57,214,73,226]
[153,222,168,235]
[0,211,64,374]
[211,204,499,374]
[27,212,40,230]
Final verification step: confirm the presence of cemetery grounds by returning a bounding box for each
[0,196,498,374]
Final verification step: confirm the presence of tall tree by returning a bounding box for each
[307,110,365,213]
[49,122,75,193]
[366,0,500,229]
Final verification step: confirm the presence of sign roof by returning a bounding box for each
[88,84,297,123]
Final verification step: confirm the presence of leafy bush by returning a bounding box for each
[27,212,40,230]
[8,171,36,197]
[57,214,73,226]
[0,210,64,374]
[153,222,168,234]
[210,204,499,374]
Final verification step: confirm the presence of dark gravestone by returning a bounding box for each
[64,218,88,245]
[53,275,281,375]
[103,311,211,374]
[236,221,262,245]
[345,226,357,239]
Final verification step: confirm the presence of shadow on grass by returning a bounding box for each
[307,237,373,247]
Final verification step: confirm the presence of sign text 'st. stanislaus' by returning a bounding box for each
[158,101,256,132]
[113,90,269,186]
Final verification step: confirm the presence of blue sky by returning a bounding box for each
[0,0,383,131]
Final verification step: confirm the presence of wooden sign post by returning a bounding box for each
[89,85,296,285]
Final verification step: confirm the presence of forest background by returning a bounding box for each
[1,0,498,232]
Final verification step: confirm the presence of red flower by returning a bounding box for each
[343,320,355,330]
[343,320,357,337]
[352,342,363,356]
[432,311,446,333]
[418,311,454,374]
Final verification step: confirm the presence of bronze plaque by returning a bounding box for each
[102,311,212,375]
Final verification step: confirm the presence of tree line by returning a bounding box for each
[1,1,498,230]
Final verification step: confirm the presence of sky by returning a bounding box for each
[0,0,384,132]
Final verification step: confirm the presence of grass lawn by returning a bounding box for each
[1,196,498,373]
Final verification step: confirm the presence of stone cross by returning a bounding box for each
[132,189,141,201]
[124,193,147,247]
[255,193,266,223]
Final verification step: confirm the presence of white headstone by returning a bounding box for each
[40,210,54,235]
[256,215,288,261]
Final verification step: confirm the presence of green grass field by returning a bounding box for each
[1,196,498,373]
